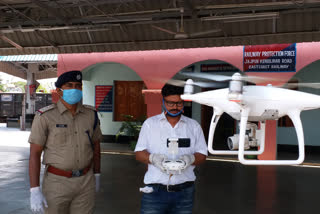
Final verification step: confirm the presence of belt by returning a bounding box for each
[149,181,194,192]
[47,164,92,178]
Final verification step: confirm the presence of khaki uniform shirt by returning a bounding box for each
[29,100,102,171]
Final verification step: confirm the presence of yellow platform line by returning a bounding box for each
[101,150,320,167]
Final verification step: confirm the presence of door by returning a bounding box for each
[114,81,146,121]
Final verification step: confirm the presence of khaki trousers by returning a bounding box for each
[42,168,95,214]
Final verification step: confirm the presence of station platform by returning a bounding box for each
[1,124,320,214]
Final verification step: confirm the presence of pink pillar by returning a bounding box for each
[256,166,276,213]
[256,122,277,213]
[258,120,277,160]
[142,89,162,117]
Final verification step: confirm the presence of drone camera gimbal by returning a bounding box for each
[227,123,260,150]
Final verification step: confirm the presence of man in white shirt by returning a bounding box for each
[135,84,208,214]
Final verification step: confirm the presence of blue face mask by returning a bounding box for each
[162,99,184,117]
[61,89,83,105]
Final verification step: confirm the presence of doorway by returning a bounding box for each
[114,81,146,121]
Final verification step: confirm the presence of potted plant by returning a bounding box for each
[116,114,146,150]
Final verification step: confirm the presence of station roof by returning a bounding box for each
[0,0,319,55]
[0,0,320,81]
[0,54,57,80]
[0,54,57,62]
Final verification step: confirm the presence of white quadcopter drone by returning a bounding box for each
[174,72,320,165]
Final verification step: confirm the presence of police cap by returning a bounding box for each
[55,70,82,88]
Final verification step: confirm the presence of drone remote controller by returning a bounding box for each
[162,159,186,174]
[162,138,186,174]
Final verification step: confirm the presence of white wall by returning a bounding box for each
[82,62,142,136]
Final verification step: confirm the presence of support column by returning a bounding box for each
[20,94,26,131]
[258,120,277,160]
[257,121,277,213]
[142,89,162,117]
[25,64,38,114]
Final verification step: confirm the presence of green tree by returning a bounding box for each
[13,81,26,92]
[36,84,49,93]
[116,114,146,150]
[0,78,5,92]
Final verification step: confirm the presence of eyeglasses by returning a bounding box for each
[164,99,184,107]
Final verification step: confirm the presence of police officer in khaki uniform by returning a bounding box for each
[28,70,102,214]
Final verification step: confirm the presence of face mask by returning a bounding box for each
[61,89,83,105]
[162,99,184,117]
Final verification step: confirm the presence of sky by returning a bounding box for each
[0,71,57,90]
[0,71,26,83]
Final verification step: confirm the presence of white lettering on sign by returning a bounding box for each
[244,52,261,57]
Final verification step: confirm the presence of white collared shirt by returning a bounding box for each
[135,112,208,185]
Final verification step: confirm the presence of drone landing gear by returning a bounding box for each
[208,108,265,156]
[238,110,305,165]
[208,107,305,165]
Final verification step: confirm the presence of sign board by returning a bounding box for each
[1,94,12,102]
[95,85,113,112]
[201,63,239,72]
[243,43,296,72]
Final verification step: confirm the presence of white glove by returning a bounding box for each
[180,154,195,169]
[149,154,166,172]
[30,186,48,214]
[95,173,100,192]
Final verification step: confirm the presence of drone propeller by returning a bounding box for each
[283,82,320,89]
[179,72,277,84]
[179,71,232,82]
[167,79,228,88]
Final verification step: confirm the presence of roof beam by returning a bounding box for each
[0,0,38,24]
[0,62,27,80]
[120,24,136,43]
[78,6,94,44]
[33,31,59,48]
[1,0,320,11]
[0,24,115,33]
[30,0,70,24]
[1,29,319,51]
[0,34,23,50]
[87,0,114,18]
[0,1,319,30]
[183,0,198,18]
[197,1,320,12]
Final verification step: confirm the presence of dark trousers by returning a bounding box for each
[140,184,195,214]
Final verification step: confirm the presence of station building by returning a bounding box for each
[2,41,320,160]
